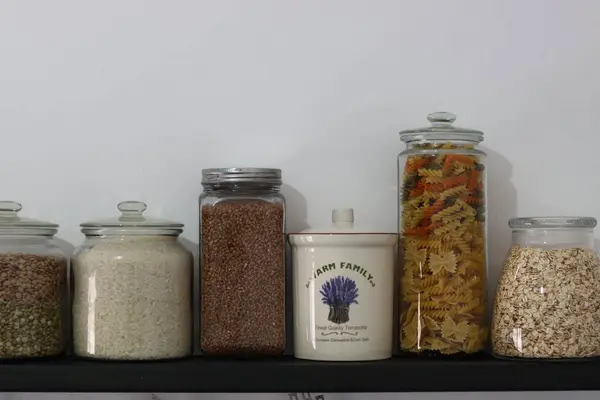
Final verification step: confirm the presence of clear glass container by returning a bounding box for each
[492,217,600,359]
[200,168,286,356]
[398,112,488,356]
[0,201,67,359]
[71,201,193,360]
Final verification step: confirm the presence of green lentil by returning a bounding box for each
[0,253,66,358]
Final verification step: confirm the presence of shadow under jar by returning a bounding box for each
[492,217,600,360]
[200,168,286,356]
[71,201,193,360]
[0,201,67,359]
[398,112,488,357]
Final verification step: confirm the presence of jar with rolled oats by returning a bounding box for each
[492,216,600,359]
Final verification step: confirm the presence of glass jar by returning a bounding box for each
[200,168,286,356]
[492,217,600,359]
[71,201,193,360]
[398,112,488,356]
[0,201,67,359]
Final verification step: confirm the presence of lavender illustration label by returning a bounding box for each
[320,276,358,324]
[305,261,374,343]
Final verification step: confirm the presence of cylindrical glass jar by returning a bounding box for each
[492,217,600,360]
[0,201,67,359]
[200,168,286,356]
[71,201,193,360]
[398,112,488,356]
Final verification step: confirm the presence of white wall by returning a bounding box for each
[1,0,600,399]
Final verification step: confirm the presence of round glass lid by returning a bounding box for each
[0,201,58,236]
[399,112,484,143]
[80,201,184,236]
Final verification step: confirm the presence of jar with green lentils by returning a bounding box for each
[0,201,67,359]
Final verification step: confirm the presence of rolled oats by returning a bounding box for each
[492,245,600,358]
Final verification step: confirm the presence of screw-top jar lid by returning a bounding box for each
[0,201,59,236]
[202,168,282,185]
[399,112,484,143]
[509,216,597,229]
[80,201,184,236]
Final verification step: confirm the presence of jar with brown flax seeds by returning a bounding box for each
[200,168,286,356]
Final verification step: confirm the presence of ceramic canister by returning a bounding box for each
[289,208,397,361]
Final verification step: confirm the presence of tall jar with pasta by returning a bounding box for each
[398,112,488,356]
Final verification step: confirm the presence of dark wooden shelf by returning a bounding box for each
[0,355,598,393]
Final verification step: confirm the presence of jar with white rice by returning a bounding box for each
[71,201,193,360]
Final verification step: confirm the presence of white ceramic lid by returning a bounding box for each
[289,208,394,235]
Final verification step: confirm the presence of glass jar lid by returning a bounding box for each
[0,201,58,236]
[509,216,597,229]
[80,201,184,236]
[202,168,282,185]
[399,112,484,143]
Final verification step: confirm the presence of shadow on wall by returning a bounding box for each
[281,184,308,355]
[483,146,517,311]
[179,237,200,355]
[55,237,76,355]
[55,237,76,257]
[282,184,309,233]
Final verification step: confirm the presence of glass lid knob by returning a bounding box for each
[0,201,22,216]
[117,201,147,216]
[427,111,456,125]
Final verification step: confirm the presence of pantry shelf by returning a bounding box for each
[0,355,599,393]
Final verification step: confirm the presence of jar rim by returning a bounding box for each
[400,132,483,144]
[80,228,183,237]
[509,216,597,229]
[0,227,58,236]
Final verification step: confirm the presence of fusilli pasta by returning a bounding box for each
[399,143,487,355]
